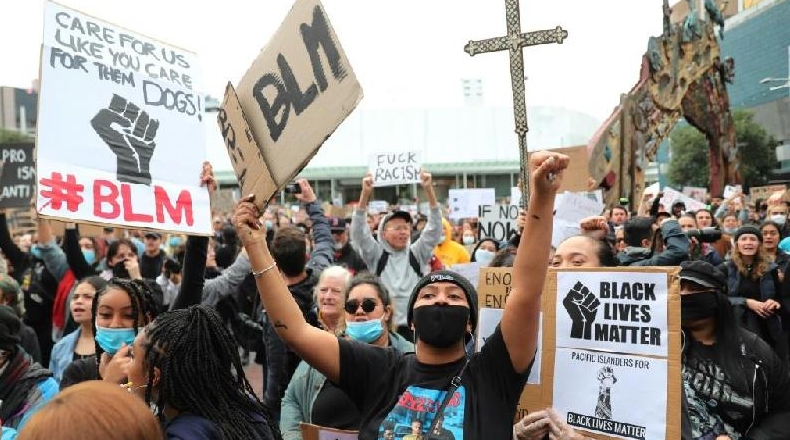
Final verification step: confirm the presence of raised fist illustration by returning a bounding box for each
[91,94,159,185]
[562,281,600,340]
[595,366,617,420]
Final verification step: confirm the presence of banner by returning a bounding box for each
[36,2,210,234]
[225,0,363,209]
[369,151,421,186]
[448,188,495,220]
[0,143,36,209]
[478,203,519,242]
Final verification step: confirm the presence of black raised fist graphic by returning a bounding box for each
[91,94,159,185]
[563,281,600,340]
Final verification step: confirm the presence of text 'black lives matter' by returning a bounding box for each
[252,5,348,143]
[563,281,661,346]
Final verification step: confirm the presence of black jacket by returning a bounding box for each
[334,242,368,274]
[682,328,790,439]
[617,219,689,266]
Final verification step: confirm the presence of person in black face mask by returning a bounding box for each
[678,260,790,440]
[234,150,568,440]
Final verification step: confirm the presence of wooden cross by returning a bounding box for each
[464,0,567,207]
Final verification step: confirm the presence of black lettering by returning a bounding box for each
[49,47,89,73]
[620,282,632,299]
[175,53,190,69]
[600,281,611,298]
[143,80,197,117]
[253,72,290,142]
[300,5,347,92]
[109,49,141,72]
[644,283,656,301]
[94,62,135,87]
[277,53,317,114]
[640,304,651,322]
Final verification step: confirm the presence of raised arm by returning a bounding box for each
[295,179,333,274]
[0,211,25,271]
[236,195,340,382]
[63,225,97,280]
[505,151,569,374]
[349,173,382,267]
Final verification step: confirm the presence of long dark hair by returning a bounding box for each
[142,305,281,440]
[90,278,160,377]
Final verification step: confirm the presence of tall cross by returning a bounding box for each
[464,0,568,207]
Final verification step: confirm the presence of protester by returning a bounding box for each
[140,232,167,281]
[760,221,790,272]
[236,150,567,439]
[678,214,723,266]
[718,225,787,362]
[280,273,413,438]
[0,305,58,431]
[328,217,367,275]
[351,170,442,341]
[469,238,500,267]
[0,275,40,363]
[16,380,163,440]
[461,229,477,254]
[434,218,471,267]
[314,266,352,335]
[60,278,161,388]
[617,216,689,266]
[679,260,790,439]
[48,276,106,384]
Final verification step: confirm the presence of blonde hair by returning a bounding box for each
[18,380,162,440]
[731,241,771,281]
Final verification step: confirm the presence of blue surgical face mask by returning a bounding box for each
[770,214,786,226]
[95,326,139,355]
[439,234,446,243]
[462,235,475,245]
[264,220,274,230]
[29,244,42,260]
[345,319,384,343]
[168,236,182,248]
[82,248,96,265]
[475,249,495,265]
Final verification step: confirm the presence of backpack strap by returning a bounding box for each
[375,251,390,277]
[376,249,424,278]
[409,250,424,278]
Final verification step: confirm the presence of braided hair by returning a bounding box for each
[90,278,160,377]
[143,305,281,440]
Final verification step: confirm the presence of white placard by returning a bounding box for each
[723,184,742,200]
[660,187,705,213]
[478,204,519,242]
[510,186,521,206]
[477,308,541,385]
[682,186,708,203]
[552,218,582,249]
[448,188,495,220]
[368,200,388,214]
[554,191,606,225]
[37,2,210,234]
[553,347,667,440]
[449,261,483,288]
[555,271,668,357]
[369,151,421,186]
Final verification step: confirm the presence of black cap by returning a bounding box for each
[672,201,686,208]
[406,270,478,332]
[679,260,727,292]
[328,217,347,232]
[0,305,21,352]
[733,225,762,243]
[144,231,162,239]
[382,211,412,227]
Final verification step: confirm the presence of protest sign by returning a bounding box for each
[554,191,606,224]
[722,184,742,200]
[0,143,36,208]
[226,0,362,209]
[478,203,519,242]
[682,186,707,203]
[750,184,786,202]
[510,186,521,206]
[369,151,420,186]
[540,267,681,440]
[554,348,667,440]
[368,200,388,214]
[660,187,704,213]
[448,188,495,220]
[449,261,483,288]
[300,423,357,440]
[37,2,210,234]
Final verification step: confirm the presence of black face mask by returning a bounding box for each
[681,291,718,323]
[111,260,131,279]
[412,305,469,348]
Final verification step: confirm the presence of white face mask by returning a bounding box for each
[770,214,786,226]
[333,241,344,251]
[439,234,446,242]
[462,235,475,245]
[474,249,495,265]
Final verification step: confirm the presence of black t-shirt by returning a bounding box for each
[682,340,754,439]
[338,326,529,440]
[311,380,361,430]
[140,251,166,280]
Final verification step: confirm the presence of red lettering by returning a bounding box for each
[120,184,154,222]
[154,186,194,226]
[448,391,461,407]
[92,180,120,219]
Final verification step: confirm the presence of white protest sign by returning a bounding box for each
[510,186,521,206]
[662,187,705,212]
[551,218,581,249]
[553,348,667,440]
[368,200,388,214]
[449,261,483,288]
[369,151,420,186]
[37,2,210,234]
[682,186,707,203]
[554,191,606,224]
[448,188,495,220]
[477,309,542,385]
[555,271,668,357]
[224,0,363,209]
[478,204,519,242]
[723,184,742,200]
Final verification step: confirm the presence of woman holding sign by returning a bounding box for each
[234,150,568,440]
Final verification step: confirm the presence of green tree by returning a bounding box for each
[0,128,33,143]
[668,109,778,191]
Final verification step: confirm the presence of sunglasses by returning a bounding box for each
[344,298,377,314]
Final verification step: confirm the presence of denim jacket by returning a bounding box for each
[49,328,80,384]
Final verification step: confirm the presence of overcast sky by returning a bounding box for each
[2,0,665,120]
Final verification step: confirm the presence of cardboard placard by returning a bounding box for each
[300,423,357,440]
[228,0,362,208]
[750,184,786,203]
[36,2,211,235]
[369,151,421,187]
[0,143,36,209]
[477,267,680,440]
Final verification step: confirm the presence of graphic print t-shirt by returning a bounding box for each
[337,326,530,440]
[682,342,753,440]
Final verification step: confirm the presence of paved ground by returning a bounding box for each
[242,353,264,399]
